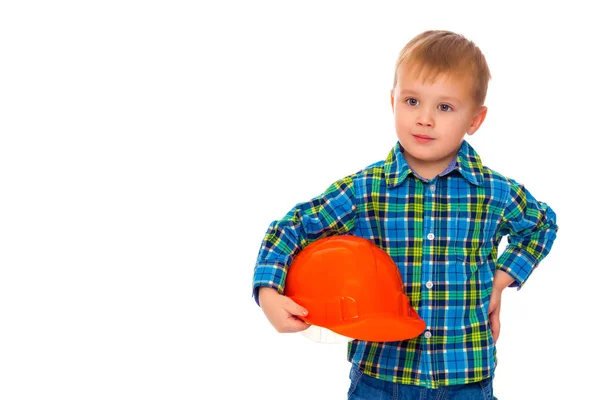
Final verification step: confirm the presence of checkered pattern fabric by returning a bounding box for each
[252,139,557,388]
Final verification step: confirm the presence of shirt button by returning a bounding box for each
[424,331,432,339]
[427,233,435,240]
[425,281,433,289]
[429,184,436,192]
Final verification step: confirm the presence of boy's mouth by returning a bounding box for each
[413,134,434,143]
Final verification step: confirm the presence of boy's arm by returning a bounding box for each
[252,176,357,305]
[495,179,558,290]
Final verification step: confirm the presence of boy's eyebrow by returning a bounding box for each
[438,96,462,105]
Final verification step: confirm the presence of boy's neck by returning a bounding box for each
[404,153,458,181]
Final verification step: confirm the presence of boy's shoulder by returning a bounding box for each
[479,164,521,189]
[345,159,387,182]
[360,159,387,174]
[476,163,528,207]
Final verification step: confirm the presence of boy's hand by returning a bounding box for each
[258,287,311,333]
[488,288,502,343]
[489,270,515,343]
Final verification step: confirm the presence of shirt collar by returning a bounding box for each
[384,140,485,188]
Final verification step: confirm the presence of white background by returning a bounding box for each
[1,1,597,399]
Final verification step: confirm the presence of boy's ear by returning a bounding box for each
[466,106,488,135]
[390,89,395,112]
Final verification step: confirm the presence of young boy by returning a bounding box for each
[251,30,558,399]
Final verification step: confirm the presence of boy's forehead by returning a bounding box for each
[397,64,475,100]
[399,64,470,86]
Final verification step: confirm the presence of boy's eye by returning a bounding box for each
[406,98,419,106]
[439,104,453,112]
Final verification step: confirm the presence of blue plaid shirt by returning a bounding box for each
[252,140,558,388]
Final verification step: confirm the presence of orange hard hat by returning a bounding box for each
[285,235,426,342]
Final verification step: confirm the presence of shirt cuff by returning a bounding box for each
[496,245,538,290]
[252,261,287,306]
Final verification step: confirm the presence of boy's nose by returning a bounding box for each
[416,111,434,127]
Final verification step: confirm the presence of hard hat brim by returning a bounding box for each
[311,314,427,343]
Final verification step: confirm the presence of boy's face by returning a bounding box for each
[390,65,487,173]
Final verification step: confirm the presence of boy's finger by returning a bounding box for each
[282,317,311,333]
[489,314,500,342]
[284,298,309,317]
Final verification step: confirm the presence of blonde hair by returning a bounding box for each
[393,30,491,106]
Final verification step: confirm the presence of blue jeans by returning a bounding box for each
[348,364,497,400]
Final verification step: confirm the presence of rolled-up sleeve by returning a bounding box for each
[496,180,558,289]
[252,176,357,305]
